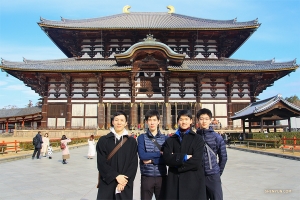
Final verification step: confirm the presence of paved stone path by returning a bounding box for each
[0,146,299,200]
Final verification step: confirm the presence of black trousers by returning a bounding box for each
[141,176,166,200]
[32,148,41,159]
[205,174,223,200]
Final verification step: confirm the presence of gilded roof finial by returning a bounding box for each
[167,5,175,14]
[123,5,131,14]
[143,34,156,42]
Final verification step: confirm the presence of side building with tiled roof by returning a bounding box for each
[0,6,298,132]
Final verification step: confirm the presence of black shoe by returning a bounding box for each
[49,157,52,159]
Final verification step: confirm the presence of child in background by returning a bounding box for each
[47,143,53,159]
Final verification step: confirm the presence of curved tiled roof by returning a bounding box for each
[38,12,260,30]
[1,58,131,72]
[1,58,297,72]
[169,58,298,72]
[231,94,300,119]
[0,107,41,118]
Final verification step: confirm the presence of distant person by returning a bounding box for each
[137,110,168,200]
[96,111,138,200]
[87,135,96,159]
[227,133,231,146]
[47,143,53,159]
[41,133,50,157]
[32,131,43,159]
[61,135,71,164]
[163,109,206,200]
[196,108,228,200]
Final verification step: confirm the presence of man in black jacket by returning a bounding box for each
[137,110,168,200]
[163,109,206,200]
[96,111,138,200]
[32,131,43,159]
[197,108,228,200]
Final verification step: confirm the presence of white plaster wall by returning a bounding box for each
[72,104,84,116]
[85,104,97,116]
[215,104,227,116]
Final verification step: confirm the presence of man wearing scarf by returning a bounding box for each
[96,111,138,200]
[163,109,206,200]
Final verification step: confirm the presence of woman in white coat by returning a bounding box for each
[61,135,71,164]
[87,135,96,159]
[41,133,50,157]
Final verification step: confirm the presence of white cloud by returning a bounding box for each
[0,81,8,86]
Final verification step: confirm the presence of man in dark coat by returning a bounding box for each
[96,111,138,200]
[163,109,206,200]
[32,131,43,159]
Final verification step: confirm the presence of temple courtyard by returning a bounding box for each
[0,145,299,200]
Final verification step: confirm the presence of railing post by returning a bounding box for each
[293,136,296,148]
[283,136,286,147]
[14,140,17,153]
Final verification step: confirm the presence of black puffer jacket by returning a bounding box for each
[34,133,43,149]
[197,127,227,175]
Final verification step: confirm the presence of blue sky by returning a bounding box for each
[0,0,299,108]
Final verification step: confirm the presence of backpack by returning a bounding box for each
[60,142,66,150]
[32,136,38,145]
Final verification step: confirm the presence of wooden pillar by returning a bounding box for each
[66,97,72,129]
[139,103,144,130]
[6,119,8,133]
[249,120,252,133]
[163,103,171,130]
[41,96,48,128]
[274,120,277,132]
[242,119,246,134]
[288,118,291,132]
[260,118,264,133]
[97,103,105,129]
[106,103,111,129]
[22,117,25,129]
[130,103,138,130]
[175,103,178,129]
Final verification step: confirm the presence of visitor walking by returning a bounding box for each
[87,135,96,159]
[61,135,71,164]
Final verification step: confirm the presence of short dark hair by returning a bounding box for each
[177,109,193,121]
[196,108,212,119]
[111,111,127,126]
[145,110,160,121]
[61,135,67,140]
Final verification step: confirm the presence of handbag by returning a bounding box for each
[60,142,66,150]
[97,137,128,188]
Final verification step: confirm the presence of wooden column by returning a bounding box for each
[6,119,8,133]
[163,103,171,130]
[21,117,25,129]
[274,120,277,132]
[242,119,246,134]
[130,103,138,130]
[139,103,144,130]
[288,118,291,132]
[106,103,111,129]
[260,118,264,133]
[249,120,252,133]
[41,96,48,128]
[97,103,105,129]
[66,97,71,129]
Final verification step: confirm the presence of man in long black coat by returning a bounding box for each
[163,109,206,200]
[96,111,138,200]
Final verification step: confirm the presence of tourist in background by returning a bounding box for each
[32,131,43,159]
[47,143,53,159]
[61,135,71,164]
[41,133,50,157]
[87,135,96,159]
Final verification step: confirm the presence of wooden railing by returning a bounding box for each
[0,140,21,155]
[280,136,300,153]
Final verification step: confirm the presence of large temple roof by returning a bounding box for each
[39,12,260,30]
[1,58,297,73]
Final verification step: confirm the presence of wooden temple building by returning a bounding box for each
[231,94,300,133]
[1,6,298,131]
